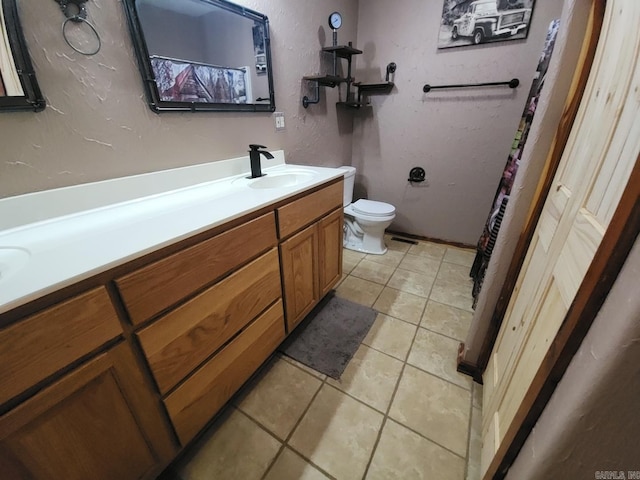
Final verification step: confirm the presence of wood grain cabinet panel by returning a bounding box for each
[277,181,343,239]
[0,343,176,480]
[164,300,285,445]
[279,224,320,331]
[318,208,344,297]
[0,287,122,407]
[137,248,282,394]
[115,212,277,325]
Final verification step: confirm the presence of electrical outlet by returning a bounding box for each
[274,112,285,131]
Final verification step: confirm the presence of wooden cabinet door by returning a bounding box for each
[0,343,175,480]
[318,208,343,296]
[280,223,319,331]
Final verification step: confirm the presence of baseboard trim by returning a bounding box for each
[457,342,483,384]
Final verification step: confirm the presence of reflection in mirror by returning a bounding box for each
[123,0,275,113]
[0,0,45,112]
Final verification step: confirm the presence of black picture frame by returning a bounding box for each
[0,0,45,112]
[438,0,536,50]
[122,0,275,113]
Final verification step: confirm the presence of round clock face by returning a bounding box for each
[328,12,342,30]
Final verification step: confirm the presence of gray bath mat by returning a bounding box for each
[279,293,378,379]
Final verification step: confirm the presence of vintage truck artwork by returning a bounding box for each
[438,0,535,49]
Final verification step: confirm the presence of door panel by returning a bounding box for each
[481,1,640,476]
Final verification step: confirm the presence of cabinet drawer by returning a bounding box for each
[0,287,122,407]
[277,180,343,239]
[116,212,277,325]
[164,300,285,445]
[137,249,282,394]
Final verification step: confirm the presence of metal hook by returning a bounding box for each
[56,0,87,21]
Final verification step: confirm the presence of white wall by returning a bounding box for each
[0,0,358,198]
[352,0,564,244]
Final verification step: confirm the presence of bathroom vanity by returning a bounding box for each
[0,153,344,479]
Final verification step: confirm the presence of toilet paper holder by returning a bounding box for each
[408,167,426,183]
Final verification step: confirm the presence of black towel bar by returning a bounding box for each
[423,78,519,93]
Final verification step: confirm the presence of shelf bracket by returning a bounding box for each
[302,81,320,108]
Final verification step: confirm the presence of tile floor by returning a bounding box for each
[172,235,483,480]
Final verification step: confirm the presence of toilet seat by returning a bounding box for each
[351,199,395,217]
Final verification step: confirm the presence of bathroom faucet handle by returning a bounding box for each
[249,144,268,151]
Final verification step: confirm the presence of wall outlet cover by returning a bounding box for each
[274,112,285,131]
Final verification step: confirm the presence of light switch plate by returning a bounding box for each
[274,112,285,131]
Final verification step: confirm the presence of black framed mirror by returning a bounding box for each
[122,0,275,113]
[0,0,45,112]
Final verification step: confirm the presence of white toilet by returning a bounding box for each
[339,166,396,255]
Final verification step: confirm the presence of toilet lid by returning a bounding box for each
[352,199,395,217]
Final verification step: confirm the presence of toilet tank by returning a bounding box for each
[338,166,356,207]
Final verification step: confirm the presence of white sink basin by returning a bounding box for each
[0,247,30,282]
[248,171,316,189]
[231,167,317,190]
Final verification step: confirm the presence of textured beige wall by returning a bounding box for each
[506,237,640,479]
[0,0,358,198]
[352,0,563,244]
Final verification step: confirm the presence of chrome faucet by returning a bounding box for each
[248,144,274,179]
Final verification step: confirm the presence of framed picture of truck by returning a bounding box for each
[438,0,535,49]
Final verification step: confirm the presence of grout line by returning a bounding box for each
[418,322,469,343]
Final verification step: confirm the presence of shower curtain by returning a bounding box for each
[470,19,561,307]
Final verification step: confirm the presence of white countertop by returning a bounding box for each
[0,152,345,314]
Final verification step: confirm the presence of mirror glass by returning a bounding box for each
[123,0,275,113]
[0,0,45,112]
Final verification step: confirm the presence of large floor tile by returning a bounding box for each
[176,409,281,480]
[387,269,435,298]
[444,247,476,268]
[384,234,412,253]
[264,448,330,480]
[390,366,470,457]
[407,329,472,390]
[421,301,473,341]
[343,249,366,274]
[366,419,466,480]
[236,359,322,440]
[351,259,396,285]
[363,313,417,361]
[365,250,405,268]
[335,275,384,307]
[408,241,446,261]
[398,253,441,278]
[327,344,403,412]
[373,287,427,325]
[430,263,474,311]
[289,385,384,480]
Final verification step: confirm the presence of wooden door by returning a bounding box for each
[280,223,319,331]
[481,1,640,477]
[0,342,175,480]
[318,208,343,296]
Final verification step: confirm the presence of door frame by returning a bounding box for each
[475,1,640,477]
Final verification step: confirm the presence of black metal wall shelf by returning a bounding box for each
[322,45,363,58]
[302,75,344,87]
[302,36,396,110]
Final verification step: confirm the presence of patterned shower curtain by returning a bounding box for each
[470,19,561,307]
